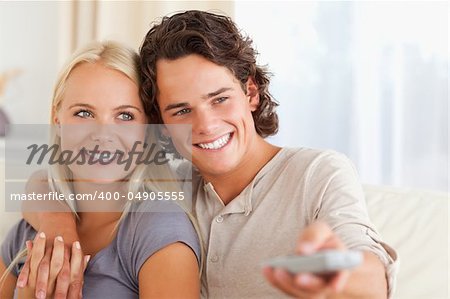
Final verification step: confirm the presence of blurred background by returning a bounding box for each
[0,1,447,192]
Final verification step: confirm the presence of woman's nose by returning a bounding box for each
[89,123,115,143]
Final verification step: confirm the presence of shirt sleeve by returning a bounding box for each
[1,219,37,277]
[305,150,398,298]
[120,202,201,283]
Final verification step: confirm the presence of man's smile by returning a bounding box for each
[194,132,233,150]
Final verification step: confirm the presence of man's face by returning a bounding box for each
[156,54,260,177]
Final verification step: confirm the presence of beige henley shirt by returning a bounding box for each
[191,147,397,298]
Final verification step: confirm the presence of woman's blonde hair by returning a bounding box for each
[1,41,204,287]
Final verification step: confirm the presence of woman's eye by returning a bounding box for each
[118,112,134,121]
[174,108,191,116]
[75,110,93,118]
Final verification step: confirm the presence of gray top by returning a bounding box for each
[1,202,200,298]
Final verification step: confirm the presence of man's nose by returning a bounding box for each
[192,109,219,136]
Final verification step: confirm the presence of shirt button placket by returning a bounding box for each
[207,212,225,292]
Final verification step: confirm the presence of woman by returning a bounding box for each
[0,41,201,299]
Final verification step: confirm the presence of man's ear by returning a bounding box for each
[159,124,173,144]
[161,124,169,137]
[245,77,260,112]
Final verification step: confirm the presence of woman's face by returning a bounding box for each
[54,62,147,183]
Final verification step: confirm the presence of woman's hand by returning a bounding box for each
[16,232,89,299]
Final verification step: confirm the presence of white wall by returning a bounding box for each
[0,1,60,124]
[0,1,234,126]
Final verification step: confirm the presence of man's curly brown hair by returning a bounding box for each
[139,10,279,138]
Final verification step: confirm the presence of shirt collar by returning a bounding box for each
[203,180,253,216]
[200,148,287,216]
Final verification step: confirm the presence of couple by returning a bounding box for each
[1,10,396,299]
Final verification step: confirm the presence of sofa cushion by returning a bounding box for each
[364,185,448,299]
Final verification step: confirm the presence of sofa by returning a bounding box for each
[364,185,448,299]
[1,184,449,298]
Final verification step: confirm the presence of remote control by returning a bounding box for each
[261,250,363,274]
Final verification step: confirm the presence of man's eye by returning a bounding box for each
[118,112,134,121]
[75,110,93,118]
[214,97,228,104]
[174,108,191,116]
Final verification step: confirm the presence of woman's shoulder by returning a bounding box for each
[115,202,200,279]
[121,201,197,242]
[2,219,36,249]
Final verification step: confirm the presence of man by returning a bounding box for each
[21,10,396,298]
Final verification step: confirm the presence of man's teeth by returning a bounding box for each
[197,133,231,150]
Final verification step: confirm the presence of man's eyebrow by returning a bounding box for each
[164,102,189,112]
[202,87,233,99]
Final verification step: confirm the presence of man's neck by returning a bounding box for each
[202,139,281,205]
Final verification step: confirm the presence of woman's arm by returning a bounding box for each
[19,170,82,295]
[0,259,17,299]
[139,242,200,299]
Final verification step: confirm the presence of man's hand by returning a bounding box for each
[16,232,89,299]
[262,221,351,298]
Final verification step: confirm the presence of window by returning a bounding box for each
[236,1,448,191]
